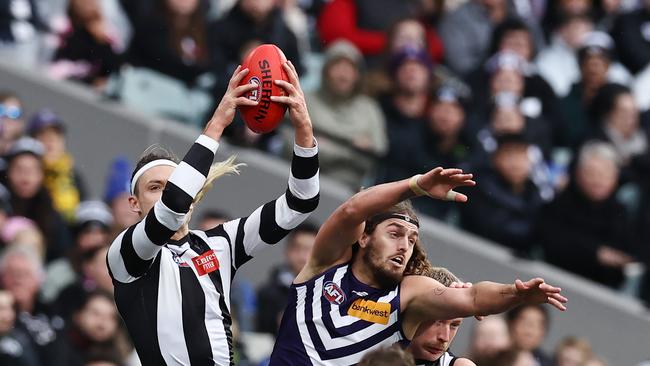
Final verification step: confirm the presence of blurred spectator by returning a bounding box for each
[256,222,317,335]
[461,134,545,256]
[0,290,39,366]
[0,0,48,67]
[126,0,210,86]
[467,315,511,365]
[208,0,302,96]
[584,356,608,366]
[1,216,45,261]
[317,0,444,64]
[103,156,138,237]
[538,141,635,288]
[84,350,124,366]
[593,0,627,31]
[63,290,127,366]
[407,267,476,365]
[299,40,387,189]
[611,0,650,74]
[554,336,593,366]
[358,345,415,366]
[542,0,594,37]
[49,0,124,88]
[375,46,434,184]
[0,245,69,365]
[44,200,113,305]
[28,109,87,223]
[0,91,26,155]
[558,32,629,149]
[197,209,229,231]
[2,137,71,262]
[416,84,472,220]
[438,0,509,76]
[505,304,553,366]
[485,348,537,366]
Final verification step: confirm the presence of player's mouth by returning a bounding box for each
[424,345,445,355]
[389,255,405,267]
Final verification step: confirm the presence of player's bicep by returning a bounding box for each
[309,204,364,269]
[107,228,156,283]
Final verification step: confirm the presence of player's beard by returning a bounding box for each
[362,244,404,289]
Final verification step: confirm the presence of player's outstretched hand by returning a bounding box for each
[515,278,568,311]
[415,167,476,202]
[206,66,259,139]
[271,61,311,130]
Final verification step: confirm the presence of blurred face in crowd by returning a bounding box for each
[75,295,118,343]
[576,156,618,202]
[70,0,101,23]
[35,127,66,161]
[561,18,593,49]
[83,246,113,293]
[0,97,24,146]
[0,291,15,335]
[500,30,533,61]
[111,192,140,230]
[556,344,592,366]
[0,253,41,312]
[513,351,537,366]
[286,231,316,275]
[409,318,463,361]
[129,165,175,219]
[493,143,531,188]
[198,215,228,231]
[396,60,430,95]
[241,0,275,23]
[391,19,426,52]
[8,154,44,199]
[325,58,359,98]
[509,306,547,351]
[580,54,609,90]
[491,69,524,97]
[470,316,511,358]
[584,358,606,366]
[166,0,199,16]
[428,100,465,138]
[78,226,110,252]
[491,107,525,134]
[560,0,592,14]
[607,93,639,139]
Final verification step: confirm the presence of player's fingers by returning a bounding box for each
[270,95,293,105]
[232,83,258,97]
[445,190,467,203]
[458,179,477,187]
[539,283,561,293]
[441,168,463,176]
[465,282,473,288]
[235,97,259,107]
[547,297,567,311]
[283,62,300,88]
[525,278,545,288]
[474,315,485,321]
[549,292,568,303]
[515,279,526,290]
[274,79,297,95]
[228,66,248,88]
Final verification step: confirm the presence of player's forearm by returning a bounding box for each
[471,281,522,316]
[294,118,315,148]
[339,178,416,224]
[288,141,319,203]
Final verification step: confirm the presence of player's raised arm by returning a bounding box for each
[296,167,475,281]
[401,275,567,338]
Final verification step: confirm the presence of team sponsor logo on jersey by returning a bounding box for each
[192,250,219,276]
[347,299,391,325]
[323,281,346,305]
[171,252,189,267]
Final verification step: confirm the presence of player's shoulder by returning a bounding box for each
[452,357,477,366]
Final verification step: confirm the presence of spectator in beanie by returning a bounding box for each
[0,91,26,155]
[2,137,71,262]
[538,141,636,288]
[103,156,138,238]
[611,0,650,74]
[506,304,553,366]
[28,109,87,223]
[297,40,387,189]
[0,290,40,366]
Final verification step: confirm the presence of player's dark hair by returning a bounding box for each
[131,145,180,196]
[429,267,461,286]
[358,344,415,366]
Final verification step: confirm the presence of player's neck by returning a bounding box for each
[171,225,190,241]
[351,258,384,289]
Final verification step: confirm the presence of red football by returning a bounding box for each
[239,44,289,134]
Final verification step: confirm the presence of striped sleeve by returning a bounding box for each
[107,135,219,283]
[222,141,319,271]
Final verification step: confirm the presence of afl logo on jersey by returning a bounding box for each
[323,281,346,305]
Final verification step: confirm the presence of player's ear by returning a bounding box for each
[358,232,370,248]
[128,195,142,216]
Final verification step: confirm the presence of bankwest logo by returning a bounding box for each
[323,281,345,305]
[192,250,219,276]
[347,299,391,325]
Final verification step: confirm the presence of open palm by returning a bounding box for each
[416,167,476,202]
[515,278,568,311]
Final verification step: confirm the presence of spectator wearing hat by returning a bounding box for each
[0,91,26,155]
[460,134,545,256]
[558,31,632,149]
[103,156,138,238]
[611,1,650,75]
[28,109,87,223]
[537,141,636,288]
[292,40,387,189]
[1,137,72,262]
[375,46,435,185]
[45,200,114,309]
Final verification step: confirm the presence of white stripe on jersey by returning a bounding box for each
[157,250,191,366]
[168,161,206,198]
[289,173,320,199]
[275,194,311,229]
[107,231,134,282]
[242,207,266,254]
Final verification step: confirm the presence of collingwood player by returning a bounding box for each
[269,167,567,365]
[107,63,319,366]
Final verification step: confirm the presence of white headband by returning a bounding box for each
[130,159,178,194]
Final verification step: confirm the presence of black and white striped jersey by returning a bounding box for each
[107,135,319,366]
[415,351,458,366]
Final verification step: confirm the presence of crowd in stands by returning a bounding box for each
[0,0,650,364]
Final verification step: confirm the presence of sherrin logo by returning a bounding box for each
[192,250,219,276]
[247,76,261,102]
[323,281,346,305]
[347,299,391,325]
